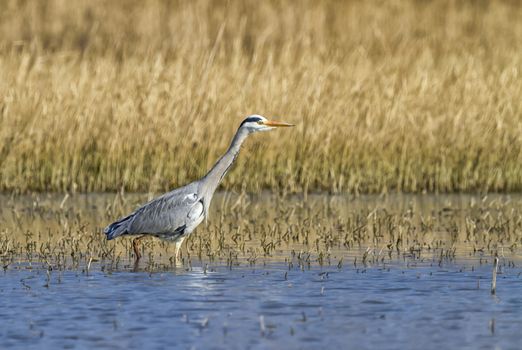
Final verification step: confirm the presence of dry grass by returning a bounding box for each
[1,0,522,193]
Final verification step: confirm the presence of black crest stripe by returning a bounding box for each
[240,116,262,127]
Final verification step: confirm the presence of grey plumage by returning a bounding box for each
[103,114,294,260]
[104,182,201,241]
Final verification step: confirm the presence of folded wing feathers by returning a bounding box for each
[104,188,201,240]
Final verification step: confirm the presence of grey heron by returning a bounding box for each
[104,115,294,262]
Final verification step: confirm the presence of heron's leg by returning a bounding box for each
[175,237,186,264]
[133,235,146,260]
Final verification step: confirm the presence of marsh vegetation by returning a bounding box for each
[1,0,522,193]
[2,192,521,271]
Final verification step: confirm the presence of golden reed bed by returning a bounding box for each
[0,0,521,193]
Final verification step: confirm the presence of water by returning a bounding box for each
[1,193,522,349]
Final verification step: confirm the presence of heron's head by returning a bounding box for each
[239,114,294,133]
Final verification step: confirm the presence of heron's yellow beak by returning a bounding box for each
[262,120,295,127]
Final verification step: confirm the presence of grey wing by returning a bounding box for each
[127,184,203,236]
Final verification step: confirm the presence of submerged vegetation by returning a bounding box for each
[1,193,521,271]
[1,0,522,193]
[3,193,521,349]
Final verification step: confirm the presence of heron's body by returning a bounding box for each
[105,182,203,241]
[103,115,293,262]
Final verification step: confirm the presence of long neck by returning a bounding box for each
[202,126,250,195]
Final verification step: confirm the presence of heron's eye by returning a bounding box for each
[257,121,263,125]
